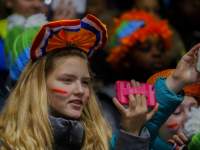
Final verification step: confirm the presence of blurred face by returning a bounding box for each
[158,96,199,145]
[46,57,90,120]
[133,0,161,18]
[125,35,166,75]
[6,0,45,18]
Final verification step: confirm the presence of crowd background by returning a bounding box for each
[0,0,200,149]
[1,0,200,93]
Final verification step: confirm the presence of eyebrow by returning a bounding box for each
[60,73,91,80]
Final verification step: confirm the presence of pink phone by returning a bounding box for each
[115,80,156,107]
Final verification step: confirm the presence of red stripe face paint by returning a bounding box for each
[87,96,89,100]
[167,123,178,133]
[167,123,178,129]
[52,89,68,94]
[52,89,68,99]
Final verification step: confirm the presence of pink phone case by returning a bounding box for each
[115,80,156,107]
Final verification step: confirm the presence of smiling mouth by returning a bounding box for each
[69,100,83,108]
[70,100,83,104]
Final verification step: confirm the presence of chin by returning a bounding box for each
[151,68,164,74]
[66,113,82,120]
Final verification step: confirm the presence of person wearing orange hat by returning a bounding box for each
[145,69,200,150]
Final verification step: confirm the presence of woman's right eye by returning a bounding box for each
[139,45,151,53]
[62,78,72,82]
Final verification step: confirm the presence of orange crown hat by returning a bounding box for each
[106,9,172,69]
[30,14,107,60]
[147,69,200,101]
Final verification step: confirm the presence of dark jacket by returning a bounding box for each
[50,115,84,150]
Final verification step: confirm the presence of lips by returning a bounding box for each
[69,100,83,104]
[69,99,83,108]
[152,61,164,69]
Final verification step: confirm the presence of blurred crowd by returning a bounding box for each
[0,0,200,150]
[1,0,200,92]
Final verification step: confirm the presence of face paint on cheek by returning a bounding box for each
[52,89,68,99]
[87,96,89,100]
[167,123,178,133]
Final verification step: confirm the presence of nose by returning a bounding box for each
[151,46,164,58]
[182,111,189,127]
[73,82,84,97]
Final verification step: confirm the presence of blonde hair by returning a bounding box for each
[0,48,112,150]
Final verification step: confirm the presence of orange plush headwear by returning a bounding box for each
[106,9,172,70]
[147,69,200,101]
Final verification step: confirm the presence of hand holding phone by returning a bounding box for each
[112,80,159,136]
[115,80,156,107]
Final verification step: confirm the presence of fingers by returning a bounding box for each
[53,0,76,21]
[173,135,184,146]
[178,133,188,143]
[63,1,73,16]
[112,98,126,114]
[168,139,176,146]
[55,0,64,14]
[128,81,137,109]
[187,43,200,56]
[129,80,146,110]
[135,81,147,109]
[146,103,159,121]
[135,81,142,106]
[67,7,76,20]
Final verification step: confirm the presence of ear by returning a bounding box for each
[6,0,13,9]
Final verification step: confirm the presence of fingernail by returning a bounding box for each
[131,80,135,84]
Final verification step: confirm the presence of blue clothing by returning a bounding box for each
[152,136,171,150]
[145,77,185,150]
[109,77,185,150]
[0,36,7,71]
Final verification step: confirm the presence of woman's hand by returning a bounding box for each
[168,133,189,146]
[166,43,200,93]
[52,0,76,21]
[113,80,159,136]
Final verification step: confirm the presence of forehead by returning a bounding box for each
[132,35,163,48]
[181,96,198,106]
[51,56,90,76]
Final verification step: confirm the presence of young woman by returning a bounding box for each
[0,14,158,150]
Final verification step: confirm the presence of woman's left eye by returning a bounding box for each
[173,112,181,115]
[82,81,89,85]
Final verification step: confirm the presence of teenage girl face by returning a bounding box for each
[125,35,166,75]
[46,56,90,119]
[6,0,44,18]
[158,96,199,145]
